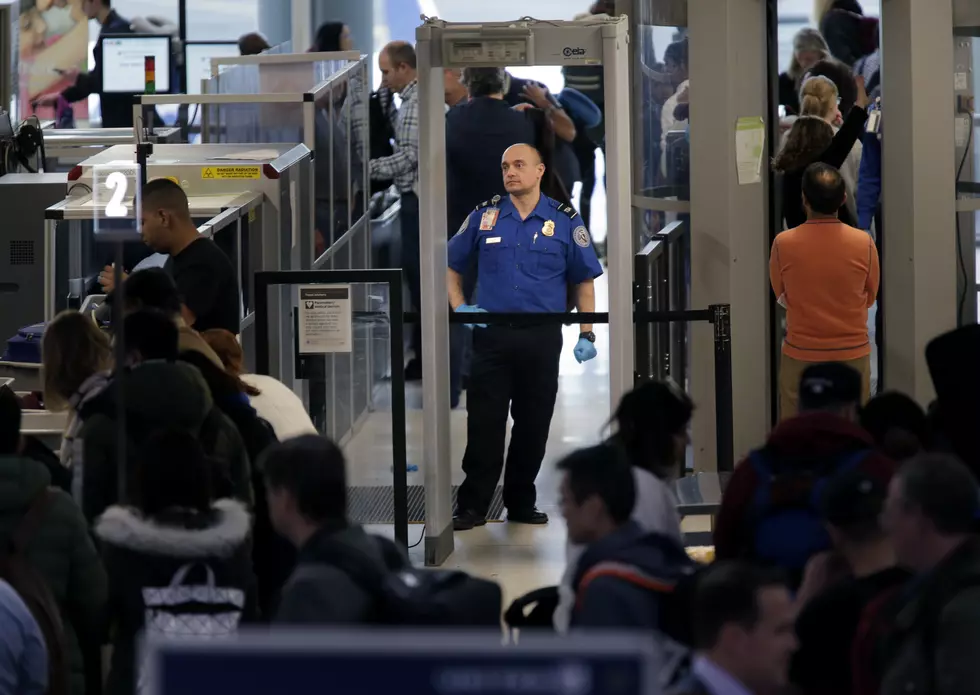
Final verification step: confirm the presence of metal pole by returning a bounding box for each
[255,275,270,376]
[113,242,126,504]
[633,246,652,383]
[389,270,409,548]
[657,251,670,380]
[712,304,734,473]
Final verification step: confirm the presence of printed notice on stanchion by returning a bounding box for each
[297,285,352,354]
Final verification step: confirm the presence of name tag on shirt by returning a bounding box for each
[484,236,501,245]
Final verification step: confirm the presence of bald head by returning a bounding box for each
[502,143,545,198]
[380,41,417,92]
[802,162,846,217]
[503,143,542,165]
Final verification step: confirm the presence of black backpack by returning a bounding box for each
[0,490,70,695]
[329,535,503,627]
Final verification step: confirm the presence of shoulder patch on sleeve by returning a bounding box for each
[573,226,591,248]
[454,213,470,237]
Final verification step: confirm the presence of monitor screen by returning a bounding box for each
[184,42,240,94]
[102,35,172,94]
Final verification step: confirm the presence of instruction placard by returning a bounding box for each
[201,165,262,180]
[735,116,766,185]
[297,285,352,354]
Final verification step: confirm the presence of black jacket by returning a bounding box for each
[274,523,406,625]
[781,106,868,229]
[571,521,694,630]
[176,350,289,620]
[94,500,258,695]
[445,98,537,236]
[76,361,254,524]
[820,0,871,67]
[61,10,135,128]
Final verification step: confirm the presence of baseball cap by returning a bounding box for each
[819,468,886,529]
[799,362,862,411]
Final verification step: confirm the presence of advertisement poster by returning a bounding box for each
[19,0,90,120]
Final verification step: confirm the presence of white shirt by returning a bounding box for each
[693,655,755,695]
[241,374,317,441]
[661,80,690,176]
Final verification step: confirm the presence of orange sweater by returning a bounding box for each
[770,219,880,362]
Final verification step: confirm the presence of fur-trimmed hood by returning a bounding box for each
[95,499,251,559]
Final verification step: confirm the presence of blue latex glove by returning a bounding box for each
[573,337,597,364]
[455,304,488,329]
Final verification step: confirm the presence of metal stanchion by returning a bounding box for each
[711,304,734,473]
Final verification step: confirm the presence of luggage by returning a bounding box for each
[748,448,870,574]
[2,323,45,364]
[331,536,504,627]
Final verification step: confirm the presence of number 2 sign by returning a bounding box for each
[92,164,142,236]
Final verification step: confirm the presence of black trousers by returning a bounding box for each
[456,325,563,515]
[399,192,422,358]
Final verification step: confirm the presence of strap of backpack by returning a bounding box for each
[575,561,675,610]
[11,489,55,554]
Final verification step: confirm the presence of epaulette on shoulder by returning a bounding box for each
[549,198,579,219]
[475,194,502,211]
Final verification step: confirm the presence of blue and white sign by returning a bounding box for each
[145,630,661,695]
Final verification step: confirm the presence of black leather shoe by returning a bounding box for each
[507,508,549,525]
[453,510,487,531]
[405,358,423,382]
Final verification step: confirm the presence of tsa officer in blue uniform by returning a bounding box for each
[447,143,604,531]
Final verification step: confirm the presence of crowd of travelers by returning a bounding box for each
[0,278,978,695]
[1,2,976,695]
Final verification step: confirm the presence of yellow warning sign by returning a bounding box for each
[201,166,261,180]
[248,209,257,223]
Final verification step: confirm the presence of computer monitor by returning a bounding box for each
[101,34,173,94]
[184,41,240,94]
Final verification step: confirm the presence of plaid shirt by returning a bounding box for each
[369,80,419,193]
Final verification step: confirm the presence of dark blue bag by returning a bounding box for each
[1,323,45,364]
[749,448,870,573]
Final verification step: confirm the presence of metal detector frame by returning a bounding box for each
[415,15,632,566]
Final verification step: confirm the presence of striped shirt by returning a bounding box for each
[368,80,419,194]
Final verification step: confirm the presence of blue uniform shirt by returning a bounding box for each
[448,193,604,314]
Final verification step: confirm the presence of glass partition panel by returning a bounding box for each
[633,0,690,203]
[286,281,402,532]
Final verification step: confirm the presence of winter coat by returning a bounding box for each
[0,456,107,695]
[570,520,694,630]
[94,500,257,695]
[240,374,317,441]
[275,523,406,625]
[714,412,895,574]
[75,361,253,524]
[555,467,683,632]
[881,538,980,695]
[0,578,48,695]
[820,0,873,67]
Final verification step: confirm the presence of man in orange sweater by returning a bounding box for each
[770,162,880,419]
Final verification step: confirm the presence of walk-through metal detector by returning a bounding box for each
[416,15,632,566]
